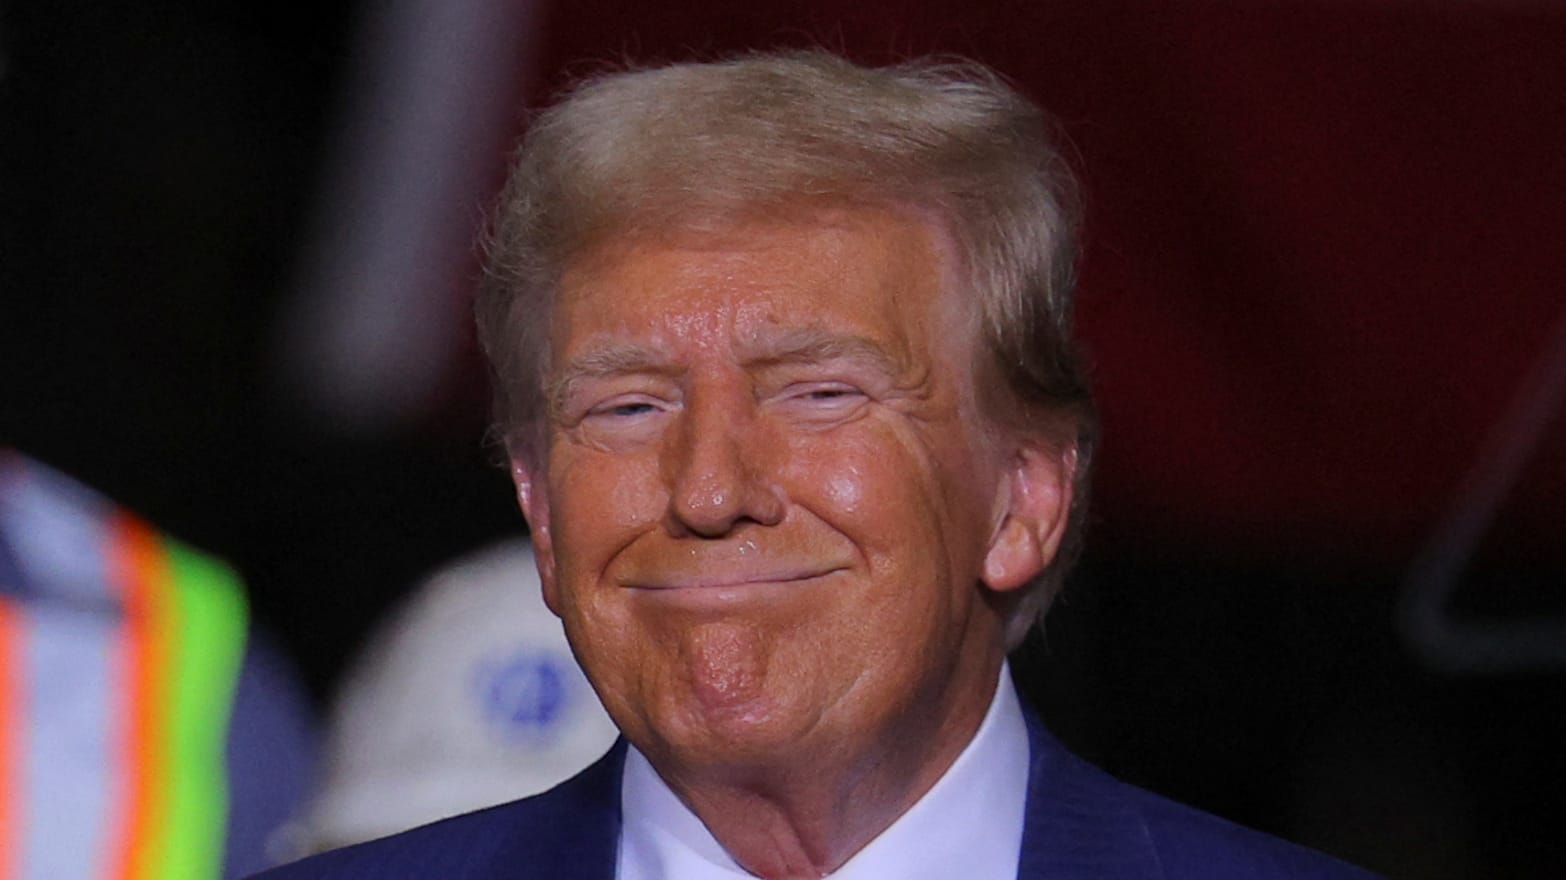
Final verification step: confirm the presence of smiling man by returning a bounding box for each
[256,51,1377,880]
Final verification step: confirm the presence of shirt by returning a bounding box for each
[617,663,1030,879]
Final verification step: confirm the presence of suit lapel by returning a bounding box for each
[1016,707,1165,880]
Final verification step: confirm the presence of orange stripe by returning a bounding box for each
[105,516,174,880]
[0,598,21,880]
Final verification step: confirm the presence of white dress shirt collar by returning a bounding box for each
[617,663,1030,880]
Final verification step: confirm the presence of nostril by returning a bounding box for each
[749,484,786,528]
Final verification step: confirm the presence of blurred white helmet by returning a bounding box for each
[300,538,617,851]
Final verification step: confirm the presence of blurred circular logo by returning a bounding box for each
[474,651,570,743]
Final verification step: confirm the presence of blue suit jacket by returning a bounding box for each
[254,702,1377,879]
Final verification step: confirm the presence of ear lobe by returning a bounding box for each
[981,443,1075,594]
[511,457,562,616]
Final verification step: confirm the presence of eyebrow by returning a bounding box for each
[547,328,903,418]
[736,327,901,375]
[547,342,670,418]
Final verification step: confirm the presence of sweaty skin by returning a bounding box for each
[511,207,1074,878]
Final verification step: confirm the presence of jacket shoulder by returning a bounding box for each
[248,742,625,880]
[1020,704,1379,880]
[248,796,548,880]
[1122,781,1380,880]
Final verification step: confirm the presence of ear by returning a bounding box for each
[982,441,1076,593]
[510,455,562,617]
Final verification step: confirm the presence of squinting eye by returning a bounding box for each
[805,388,854,400]
[574,394,669,448]
[599,401,658,418]
[784,383,865,407]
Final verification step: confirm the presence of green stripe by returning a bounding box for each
[159,541,248,880]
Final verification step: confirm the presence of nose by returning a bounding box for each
[663,384,784,537]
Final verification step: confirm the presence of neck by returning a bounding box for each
[652,653,1005,878]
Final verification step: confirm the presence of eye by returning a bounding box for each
[574,393,672,448]
[587,397,664,419]
[777,382,867,416]
[802,387,856,401]
[603,401,658,417]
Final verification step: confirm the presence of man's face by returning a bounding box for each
[513,207,1069,777]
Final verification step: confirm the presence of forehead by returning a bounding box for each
[551,207,970,365]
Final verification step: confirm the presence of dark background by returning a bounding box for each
[3,1,1563,877]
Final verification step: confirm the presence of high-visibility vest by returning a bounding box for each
[0,452,248,880]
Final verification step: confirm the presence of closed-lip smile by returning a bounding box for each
[626,567,846,592]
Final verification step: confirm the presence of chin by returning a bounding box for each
[643,688,831,772]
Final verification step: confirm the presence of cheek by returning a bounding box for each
[823,469,865,512]
[782,427,944,551]
[796,419,1001,594]
[548,450,665,575]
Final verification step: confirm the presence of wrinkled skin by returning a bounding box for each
[511,207,1073,876]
